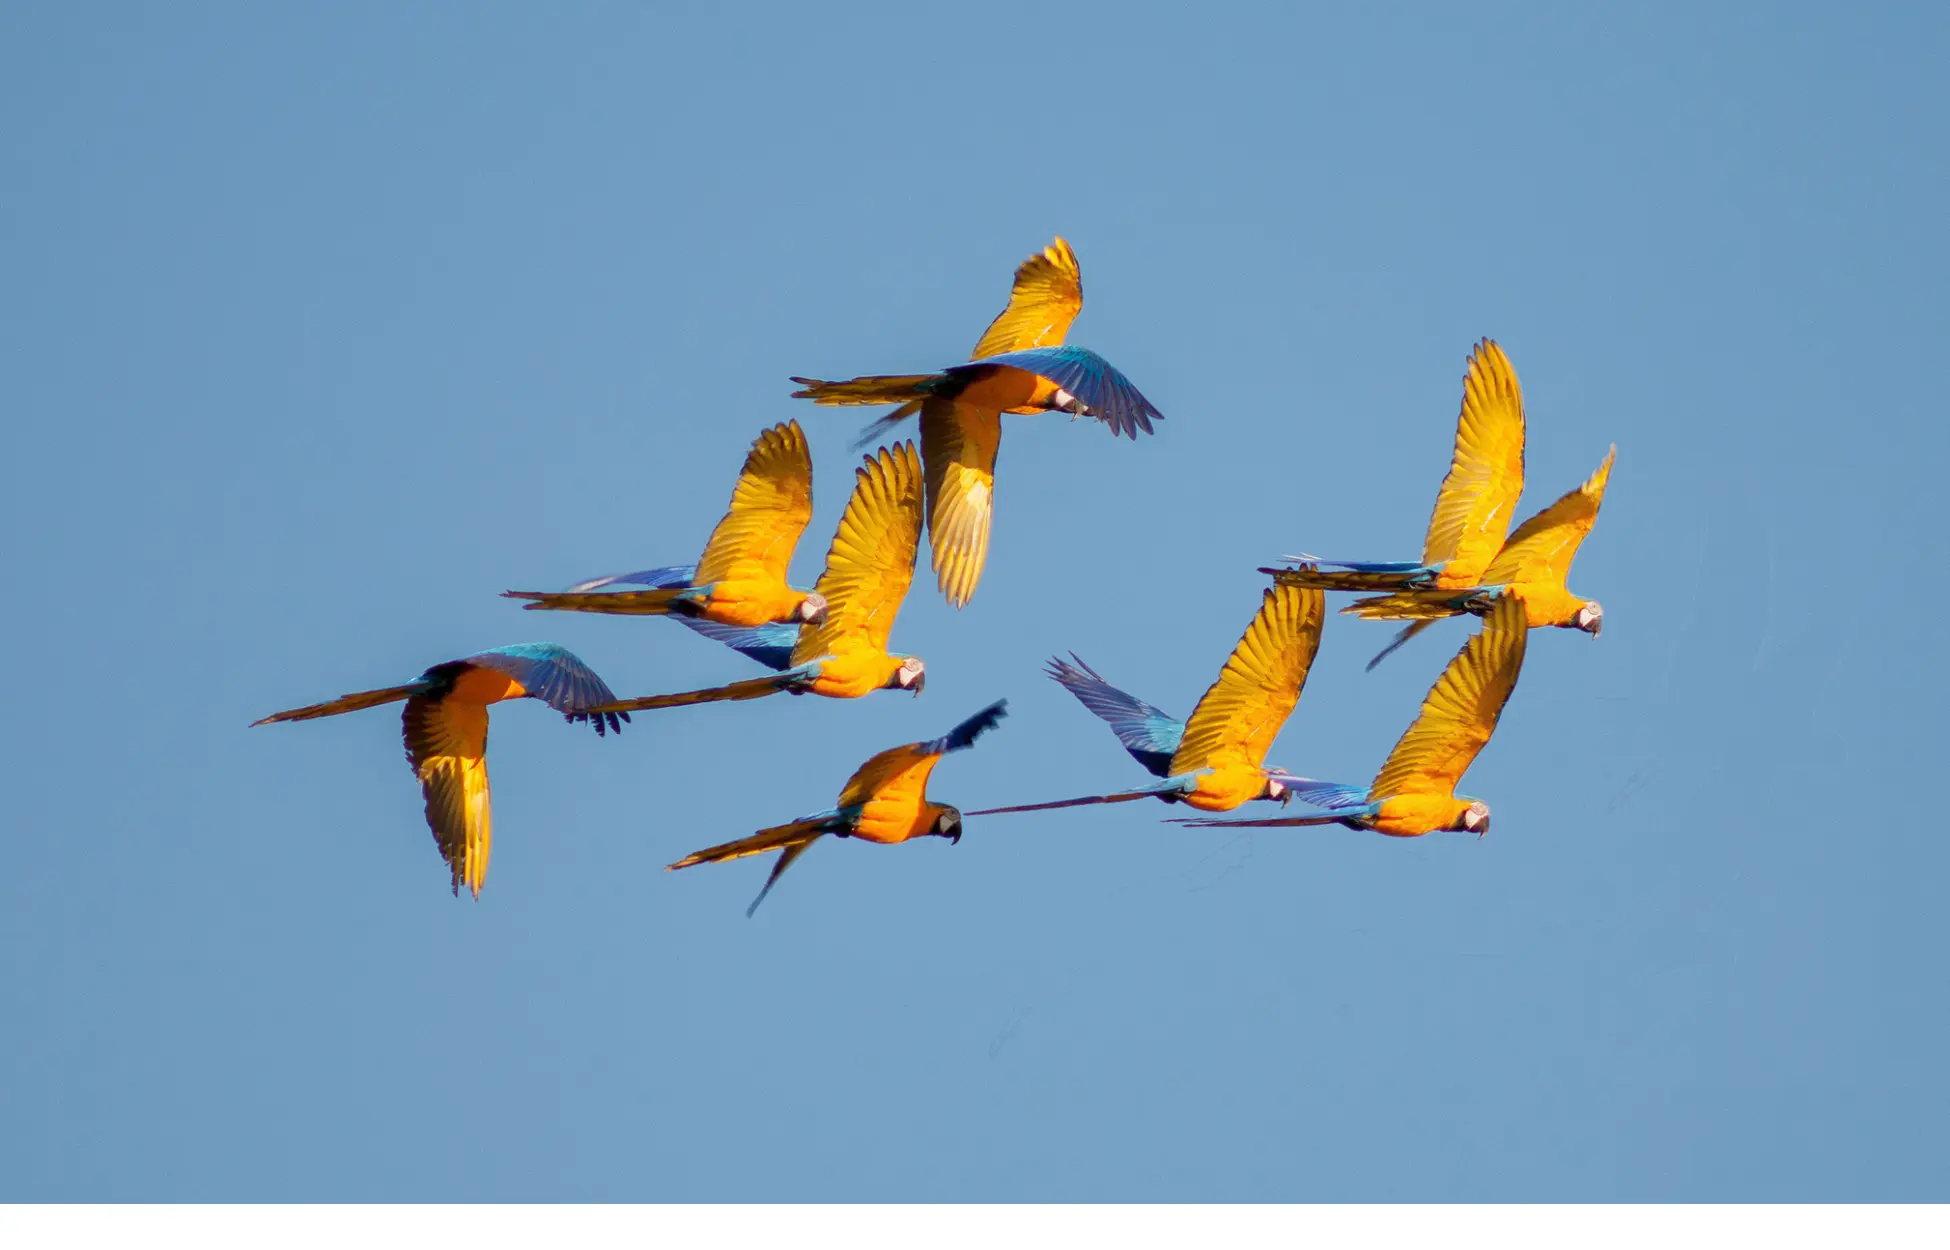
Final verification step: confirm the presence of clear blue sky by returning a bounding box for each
[3,2,1944,1200]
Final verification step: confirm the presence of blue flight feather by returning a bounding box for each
[556,563,799,672]
[918,700,1009,758]
[463,643,629,735]
[948,345,1163,439]
[1279,779,1372,811]
[1046,653,1184,778]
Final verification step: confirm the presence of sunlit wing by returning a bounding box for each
[402,694,493,898]
[970,237,1083,360]
[1368,593,1528,800]
[953,346,1163,439]
[1170,583,1325,776]
[793,442,923,664]
[695,421,815,587]
[1045,653,1184,778]
[920,398,1002,608]
[837,701,1007,810]
[466,643,628,735]
[1421,339,1526,580]
[1480,445,1616,587]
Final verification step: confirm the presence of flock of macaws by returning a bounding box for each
[255,238,1614,915]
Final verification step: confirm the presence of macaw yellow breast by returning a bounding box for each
[1181,765,1268,813]
[1507,583,1584,628]
[699,576,810,629]
[449,666,528,705]
[1370,794,1470,837]
[952,366,1057,415]
[807,649,902,700]
[851,793,937,844]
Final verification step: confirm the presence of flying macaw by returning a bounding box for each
[669,699,1008,916]
[967,582,1326,817]
[1171,592,1528,838]
[501,421,825,629]
[790,238,1163,609]
[1299,445,1616,669]
[1270,338,1526,596]
[587,442,927,714]
[251,643,627,897]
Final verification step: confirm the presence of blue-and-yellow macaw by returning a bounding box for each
[1286,446,1616,669]
[669,700,1008,916]
[502,421,825,629]
[968,582,1326,817]
[588,442,927,714]
[1270,338,1526,597]
[1172,592,1529,838]
[251,643,626,897]
[790,238,1163,608]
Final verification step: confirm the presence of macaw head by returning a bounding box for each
[1261,770,1295,804]
[797,591,829,624]
[890,655,926,696]
[931,805,964,845]
[1574,600,1603,637]
[1454,799,1492,838]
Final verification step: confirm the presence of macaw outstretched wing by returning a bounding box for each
[837,700,1009,812]
[919,398,1003,609]
[1420,339,1527,581]
[695,421,816,587]
[1045,653,1184,778]
[970,237,1084,360]
[402,693,494,898]
[1368,592,1528,801]
[951,346,1162,439]
[464,643,628,735]
[792,443,923,665]
[1169,583,1325,777]
[1479,445,1616,588]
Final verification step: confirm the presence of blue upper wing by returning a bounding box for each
[553,563,797,672]
[564,564,697,593]
[951,345,1163,439]
[918,699,1009,758]
[671,618,800,672]
[1280,779,1371,811]
[466,642,628,735]
[1046,653,1184,778]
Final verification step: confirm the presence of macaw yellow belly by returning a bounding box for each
[1369,794,1471,837]
[1180,766,1268,813]
[807,649,901,700]
[699,576,810,628]
[850,796,938,845]
[953,365,1062,415]
[449,666,529,705]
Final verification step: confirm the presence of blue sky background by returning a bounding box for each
[3,2,1945,1200]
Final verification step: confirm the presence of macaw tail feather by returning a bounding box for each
[502,587,693,617]
[1341,589,1465,622]
[966,790,1157,817]
[251,682,426,726]
[1263,564,1435,594]
[790,374,937,407]
[669,813,849,917]
[587,671,803,715]
[1166,809,1360,829]
[1366,619,1439,671]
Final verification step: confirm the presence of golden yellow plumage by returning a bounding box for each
[1170,582,1326,780]
[1479,444,1615,591]
[1369,591,1528,804]
[694,420,815,589]
[969,236,1084,360]
[1421,339,1527,586]
[920,398,1001,609]
[792,441,924,671]
[402,695,494,899]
